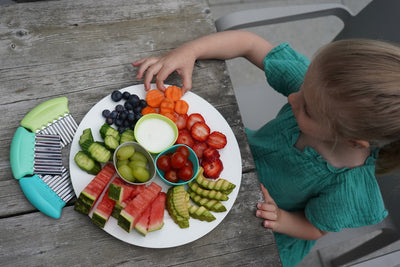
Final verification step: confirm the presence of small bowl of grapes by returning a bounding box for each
[155,144,199,186]
[113,141,156,185]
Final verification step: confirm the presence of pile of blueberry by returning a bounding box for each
[102,90,147,133]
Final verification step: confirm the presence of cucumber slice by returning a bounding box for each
[120,129,135,144]
[87,142,112,163]
[104,135,119,150]
[79,128,94,148]
[100,123,120,141]
[74,151,101,175]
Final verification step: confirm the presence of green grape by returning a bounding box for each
[130,152,148,163]
[116,146,135,160]
[132,166,150,182]
[118,165,135,182]
[116,159,129,168]
[128,160,147,169]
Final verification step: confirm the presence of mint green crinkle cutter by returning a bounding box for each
[10,97,78,219]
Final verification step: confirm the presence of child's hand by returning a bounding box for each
[132,46,196,94]
[256,184,281,231]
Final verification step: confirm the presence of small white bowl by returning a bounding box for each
[134,114,178,154]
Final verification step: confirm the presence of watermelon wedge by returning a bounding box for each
[135,192,166,235]
[111,183,146,218]
[148,192,167,232]
[74,163,116,215]
[118,182,162,232]
[108,177,131,202]
[134,205,151,235]
[91,188,116,228]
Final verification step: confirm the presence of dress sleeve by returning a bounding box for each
[263,43,310,97]
[304,169,388,232]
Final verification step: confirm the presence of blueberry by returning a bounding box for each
[124,102,133,110]
[109,110,118,119]
[115,104,124,113]
[106,117,114,125]
[122,91,131,100]
[111,90,122,102]
[139,99,147,108]
[133,105,142,114]
[118,126,126,134]
[123,120,130,127]
[102,109,111,118]
[120,110,129,121]
[128,94,140,107]
[117,118,125,127]
[127,112,135,122]
[135,113,143,120]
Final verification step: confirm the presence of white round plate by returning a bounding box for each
[69,84,242,248]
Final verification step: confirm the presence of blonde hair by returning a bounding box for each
[311,39,400,174]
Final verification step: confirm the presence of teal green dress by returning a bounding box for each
[246,43,388,267]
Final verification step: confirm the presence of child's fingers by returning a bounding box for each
[260,184,275,204]
[177,68,193,94]
[156,66,177,92]
[134,57,159,80]
[256,203,278,220]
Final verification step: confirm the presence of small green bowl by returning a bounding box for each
[155,144,199,186]
[113,141,156,185]
[134,113,178,154]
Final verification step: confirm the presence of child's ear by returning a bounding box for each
[349,139,370,149]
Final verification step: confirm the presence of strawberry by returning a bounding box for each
[186,113,205,130]
[201,158,223,179]
[207,131,227,149]
[175,114,188,130]
[202,147,220,162]
[192,142,208,159]
[190,122,210,142]
[176,129,195,148]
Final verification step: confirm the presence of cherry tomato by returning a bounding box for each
[157,155,171,172]
[171,152,186,169]
[184,159,193,169]
[176,146,190,159]
[178,165,194,181]
[164,169,179,183]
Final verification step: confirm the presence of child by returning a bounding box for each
[133,30,400,266]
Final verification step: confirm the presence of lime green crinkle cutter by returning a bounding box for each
[10,97,78,219]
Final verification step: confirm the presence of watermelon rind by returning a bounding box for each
[92,212,108,228]
[74,192,96,215]
[118,210,134,232]
[108,183,123,202]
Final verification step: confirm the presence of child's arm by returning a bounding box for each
[133,30,274,92]
[256,184,328,240]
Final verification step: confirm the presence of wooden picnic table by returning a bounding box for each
[0,0,282,266]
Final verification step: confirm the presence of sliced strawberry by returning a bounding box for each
[192,142,208,160]
[207,131,227,149]
[186,113,205,130]
[201,158,223,179]
[176,129,195,148]
[202,147,220,163]
[190,122,210,142]
[175,114,188,130]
